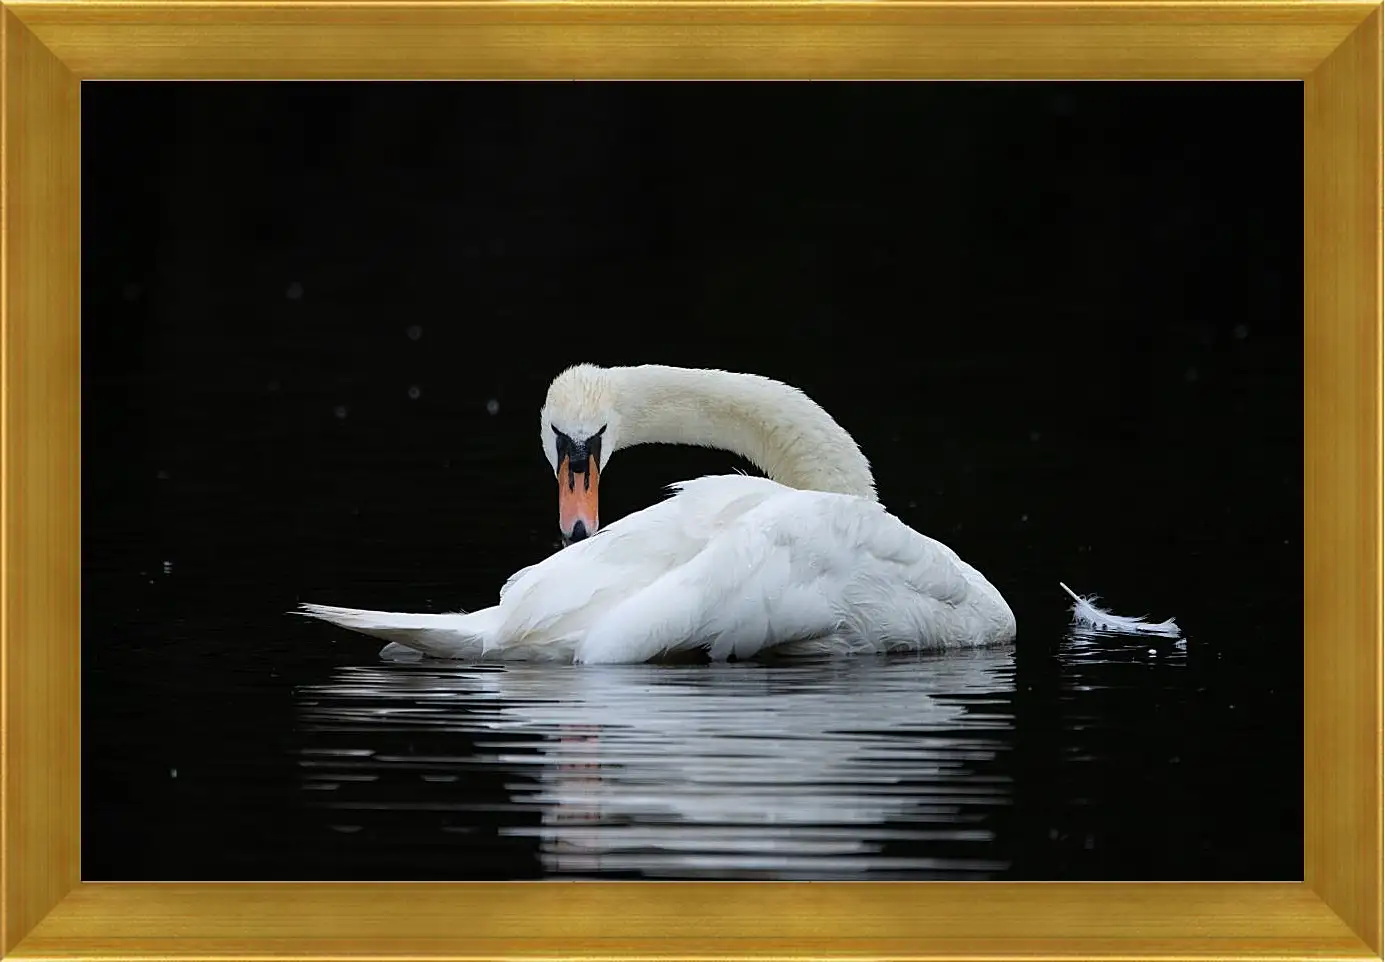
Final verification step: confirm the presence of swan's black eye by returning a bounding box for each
[552,424,604,438]
[551,425,607,477]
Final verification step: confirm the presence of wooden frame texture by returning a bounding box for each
[2,2,1381,960]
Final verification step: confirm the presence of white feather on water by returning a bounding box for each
[1058,582,1182,639]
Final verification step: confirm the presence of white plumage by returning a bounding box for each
[1058,582,1181,638]
[297,365,1017,664]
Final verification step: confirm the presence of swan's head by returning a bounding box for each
[539,364,621,544]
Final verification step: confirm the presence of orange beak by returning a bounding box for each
[558,454,600,543]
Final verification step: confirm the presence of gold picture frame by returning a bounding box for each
[3,1,1381,959]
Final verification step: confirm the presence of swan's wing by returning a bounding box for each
[574,489,1004,664]
[494,475,790,644]
[826,502,1006,646]
[498,564,535,602]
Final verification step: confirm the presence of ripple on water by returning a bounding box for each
[294,648,1019,880]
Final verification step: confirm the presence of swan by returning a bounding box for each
[296,364,1017,664]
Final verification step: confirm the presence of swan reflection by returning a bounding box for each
[296,648,1016,879]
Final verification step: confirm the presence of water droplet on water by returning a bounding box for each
[334,405,348,419]
[408,385,421,400]
[407,325,423,341]
[1020,513,1029,522]
[486,399,500,415]
[162,560,173,575]
[286,281,304,300]
[906,501,917,509]
[170,768,178,778]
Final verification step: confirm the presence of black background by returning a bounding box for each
[82,81,1302,881]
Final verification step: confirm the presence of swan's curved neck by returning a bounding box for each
[610,365,877,500]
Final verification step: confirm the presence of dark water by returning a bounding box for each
[298,653,1019,880]
[292,636,1215,881]
[84,561,1297,881]
[81,81,1302,881]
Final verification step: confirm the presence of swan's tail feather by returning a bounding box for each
[294,603,500,660]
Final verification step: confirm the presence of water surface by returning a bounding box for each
[297,650,1018,879]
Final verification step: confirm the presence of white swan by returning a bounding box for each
[296,364,1017,664]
